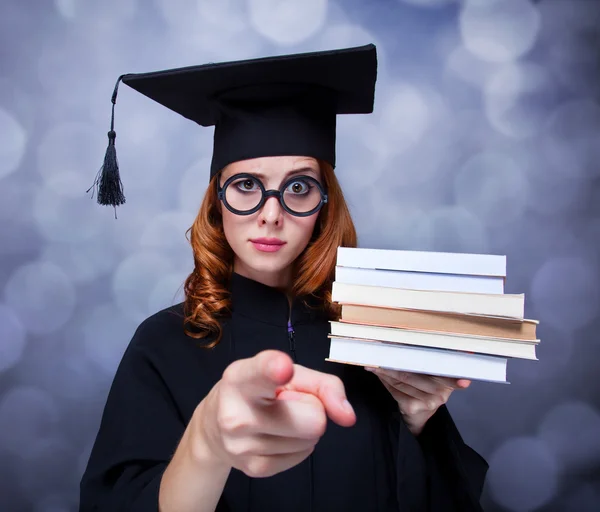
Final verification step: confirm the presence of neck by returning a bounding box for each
[233,258,294,294]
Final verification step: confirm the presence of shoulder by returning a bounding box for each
[128,301,221,359]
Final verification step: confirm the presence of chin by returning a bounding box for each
[239,246,297,275]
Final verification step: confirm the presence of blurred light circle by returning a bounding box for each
[372,201,425,251]
[140,210,194,268]
[526,166,585,217]
[105,204,158,254]
[16,437,77,497]
[198,0,248,30]
[107,106,170,193]
[46,170,92,198]
[538,402,600,473]
[509,325,574,383]
[41,239,119,284]
[161,0,263,64]
[459,0,541,63]
[157,0,247,33]
[248,0,328,45]
[0,78,37,134]
[4,261,76,335]
[444,44,501,88]
[0,386,60,455]
[112,251,174,323]
[0,303,27,374]
[484,63,556,139]
[530,256,600,331]
[179,158,211,213]
[487,437,559,512]
[55,0,137,23]
[0,217,39,256]
[33,185,107,243]
[36,34,108,110]
[0,107,27,179]
[18,324,107,403]
[542,98,600,180]
[406,206,488,254]
[82,302,139,375]
[454,151,529,227]
[379,84,431,156]
[0,174,35,220]
[148,272,188,314]
[316,23,380,52]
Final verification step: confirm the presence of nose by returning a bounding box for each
[258,195,284,226]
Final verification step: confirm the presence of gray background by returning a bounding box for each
[1,0,599,510]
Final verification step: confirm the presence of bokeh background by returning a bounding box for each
[1,0,599,510]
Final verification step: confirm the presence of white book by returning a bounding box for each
[327,337,508,383]
[329,321,538,360]
[336,247,506,277]
[332,281,525,319]
[335,265,504,294]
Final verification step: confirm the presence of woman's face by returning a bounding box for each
[219,155,322,289]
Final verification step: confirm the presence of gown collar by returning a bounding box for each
[229,272,325,327]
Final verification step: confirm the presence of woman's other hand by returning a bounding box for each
[366,367,470,436]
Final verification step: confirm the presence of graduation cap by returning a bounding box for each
[88,43,378,214]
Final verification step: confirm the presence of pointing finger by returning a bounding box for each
[224,350,294,405]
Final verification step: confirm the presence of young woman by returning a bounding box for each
[80,44,488,512]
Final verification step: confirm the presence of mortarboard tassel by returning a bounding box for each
[87,75,126,218]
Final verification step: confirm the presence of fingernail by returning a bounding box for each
[342,399,354,415]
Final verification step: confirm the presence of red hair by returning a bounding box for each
[182,160,357,347]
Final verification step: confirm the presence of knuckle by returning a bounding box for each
[222,361,240,383]
[218,410,250,435]
[328,375,344,391]
[244,457,272,478]
[406,400,423,416]
[223,438,250,458]
[310,414,328,439]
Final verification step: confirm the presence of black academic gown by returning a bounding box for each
[79,272,488,511]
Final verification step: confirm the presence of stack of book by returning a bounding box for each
[326,247,540,383]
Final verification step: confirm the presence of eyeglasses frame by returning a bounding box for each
[217,172,328,217]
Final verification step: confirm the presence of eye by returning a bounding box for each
[285,179,312,195]
[234,178,260,192]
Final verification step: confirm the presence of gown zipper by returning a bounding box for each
[287,319,297,363]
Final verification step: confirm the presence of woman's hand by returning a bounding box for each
[192,350,356,478]
[366,367,470,436]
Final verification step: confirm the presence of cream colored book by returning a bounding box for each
[331,281,525,319]
[329,321,538,360]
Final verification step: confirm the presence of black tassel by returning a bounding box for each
[87,75,126,218]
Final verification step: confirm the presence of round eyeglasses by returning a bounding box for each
[217,173,328,217]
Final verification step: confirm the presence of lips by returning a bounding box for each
[250,238,285,245]
[250,238,286,253]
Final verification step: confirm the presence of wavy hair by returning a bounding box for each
[182,160,357,347]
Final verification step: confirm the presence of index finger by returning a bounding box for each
[223,350,295,405]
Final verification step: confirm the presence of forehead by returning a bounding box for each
[221,156,320,178]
